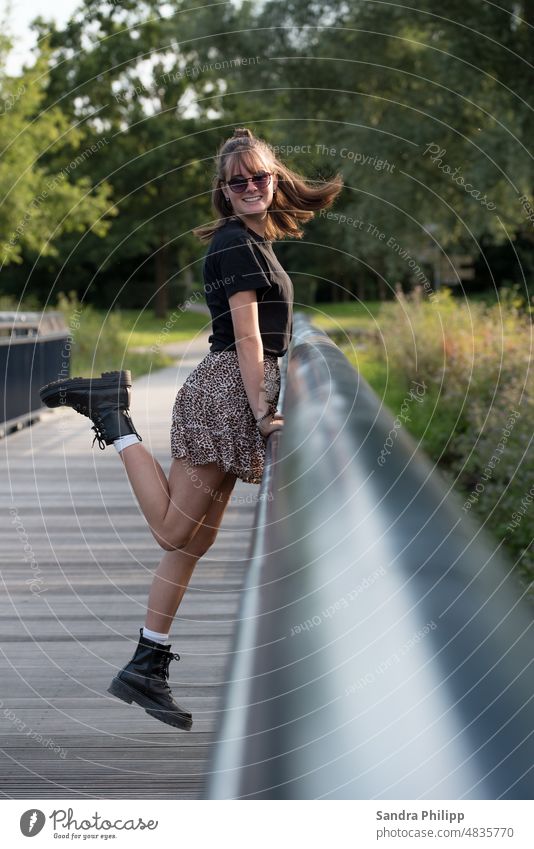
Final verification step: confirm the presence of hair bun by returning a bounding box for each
[232,127,253,140]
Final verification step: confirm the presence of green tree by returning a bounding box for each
[0,33,113,279]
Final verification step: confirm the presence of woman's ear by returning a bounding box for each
[273,174,278,194]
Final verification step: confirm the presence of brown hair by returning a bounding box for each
[193,127,344,242]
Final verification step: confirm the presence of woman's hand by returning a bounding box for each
[258,410,284,438]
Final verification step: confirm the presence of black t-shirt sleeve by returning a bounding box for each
[217,234,270,298]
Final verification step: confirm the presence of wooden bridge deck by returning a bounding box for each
[0,336,259,799]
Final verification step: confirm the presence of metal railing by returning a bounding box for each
[205,312,534,800]
[0,311,70,435]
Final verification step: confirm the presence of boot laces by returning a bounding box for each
[64,398,104,449]
[157,650,180,679]
[91,415,107,450]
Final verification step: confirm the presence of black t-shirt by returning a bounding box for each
[203,218,294,356]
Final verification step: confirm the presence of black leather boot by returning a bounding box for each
[39,370,142,449]
[107,629,193,730]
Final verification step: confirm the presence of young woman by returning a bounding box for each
[39,127,343,730]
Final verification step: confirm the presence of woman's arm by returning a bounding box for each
[228,289,283,436]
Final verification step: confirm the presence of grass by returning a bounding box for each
[115,307,209,349]
[300,300,382,334]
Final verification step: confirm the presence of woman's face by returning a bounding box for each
[223,161,278,222]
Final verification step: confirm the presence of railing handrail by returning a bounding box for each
[205,312,534,800]
[0,310,67,336]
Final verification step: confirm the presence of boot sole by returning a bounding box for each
[39,370,132,408]
[107,676,193,731]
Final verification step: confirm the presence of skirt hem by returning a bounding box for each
[170,451,265,485]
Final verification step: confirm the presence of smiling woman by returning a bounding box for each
[38,125,343,733]
[194,126,344,243]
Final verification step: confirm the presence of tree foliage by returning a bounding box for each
[0,33,113,277]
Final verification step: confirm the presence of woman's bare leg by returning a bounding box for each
[144,471,238,633]
[118,443,231,550]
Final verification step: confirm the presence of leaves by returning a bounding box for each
[0,36,114,267]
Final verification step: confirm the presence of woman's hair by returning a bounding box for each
[193,127,344,242]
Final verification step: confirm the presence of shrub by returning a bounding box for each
[356,286,534,588]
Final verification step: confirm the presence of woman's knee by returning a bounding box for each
[151,524,197,552]
[160,522,219,556]
[186,527,218,558]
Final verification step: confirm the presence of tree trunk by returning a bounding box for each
[154,243,169,319]
[373,257,389,301]
[377,274,388,301]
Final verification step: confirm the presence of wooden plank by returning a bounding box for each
[0,337,257,799]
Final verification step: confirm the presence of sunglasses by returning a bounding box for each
[225,171,273,194]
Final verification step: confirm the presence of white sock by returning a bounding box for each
[114,434,141,453]
[142,626,170,644]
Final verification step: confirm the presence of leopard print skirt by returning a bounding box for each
[170,351,281,485]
